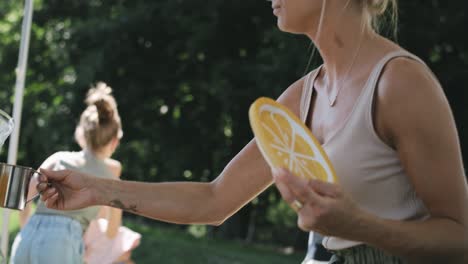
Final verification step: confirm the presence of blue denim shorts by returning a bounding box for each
[10,214,84,264]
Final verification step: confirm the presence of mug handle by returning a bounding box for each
[25,170,51,204]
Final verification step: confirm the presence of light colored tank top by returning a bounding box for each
[35,150,115,231]
[300,50,429,251]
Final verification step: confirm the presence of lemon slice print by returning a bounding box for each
[249,97,337,183]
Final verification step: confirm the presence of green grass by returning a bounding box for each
[126,221,304,264]
[1,210,304,263]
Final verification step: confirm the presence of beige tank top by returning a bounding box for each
[300,50,429,250]
[35,150,115,231]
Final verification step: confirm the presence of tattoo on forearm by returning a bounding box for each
[109,199,138,212]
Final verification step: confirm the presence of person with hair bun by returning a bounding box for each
[38,0,468,263]
[11,82,140,264]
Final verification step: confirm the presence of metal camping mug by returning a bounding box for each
[0,162,43,210]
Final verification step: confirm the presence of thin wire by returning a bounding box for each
[302,42,317,76]
[303,0,326,76]
[325,0,363,106]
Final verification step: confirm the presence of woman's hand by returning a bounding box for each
[37,169,98,210]
[273,168,368,238]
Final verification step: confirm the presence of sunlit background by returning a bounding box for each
[0,0,467,263]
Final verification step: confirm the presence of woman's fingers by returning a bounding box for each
[278,168,322,201]
[36,169,69,206]
[39,174,46,182]
[39,186,58,201]
[39,168,71,182]
[36,182,49,193]
[46,192,60,209]
[272,168,296,203]
[308,179,340,198]
[273,168,323,209]
[37,170,54,196]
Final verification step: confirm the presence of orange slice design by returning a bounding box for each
[249,97,337,183]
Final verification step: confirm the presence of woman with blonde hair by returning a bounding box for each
[11,83,134,263]
[38,0,468,263]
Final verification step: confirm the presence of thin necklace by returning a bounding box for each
[326,33,364,107]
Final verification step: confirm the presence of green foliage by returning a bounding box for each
[0,0,467,249]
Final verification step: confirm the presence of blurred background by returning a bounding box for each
[0,0,467,263]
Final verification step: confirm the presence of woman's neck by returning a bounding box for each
[84,148,111,160]
[306,5,376,84]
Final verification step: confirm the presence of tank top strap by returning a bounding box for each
[361,50,426,106]
[348,50,425,132]
[299,66,322,123]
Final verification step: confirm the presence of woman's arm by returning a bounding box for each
[40,75,309,225]
[361,58,468,262]
[40,140,273,225]
[104,159,123,239]
[94,138,273,225]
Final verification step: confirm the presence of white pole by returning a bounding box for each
[1,0,34,262]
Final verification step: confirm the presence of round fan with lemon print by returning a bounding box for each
[249,97,337,183]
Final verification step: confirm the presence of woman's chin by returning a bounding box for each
[277,21,300,34]
[277,20,289,32]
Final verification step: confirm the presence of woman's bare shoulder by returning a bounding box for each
[104,158,122,178]
[377,53,451,142]
[379,54,443,101]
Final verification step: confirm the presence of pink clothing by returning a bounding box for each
[83,218,141,264]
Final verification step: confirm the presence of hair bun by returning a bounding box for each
[85,82,114,105]
[85,82,117,124]
[367,0,391,16]
[75,81,122,151]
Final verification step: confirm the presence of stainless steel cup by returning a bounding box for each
[0,163,41,210]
